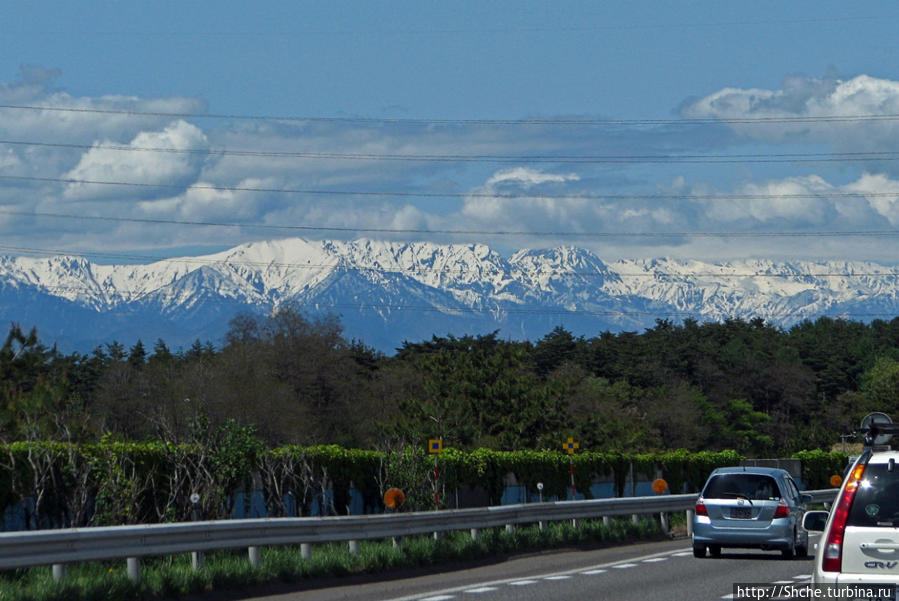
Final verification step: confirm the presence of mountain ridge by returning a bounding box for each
[2,238,897,353]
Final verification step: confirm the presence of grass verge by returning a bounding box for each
[0,518,666,601]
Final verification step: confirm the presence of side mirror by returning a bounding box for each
[800,493,813,504]
[803,510,829,532]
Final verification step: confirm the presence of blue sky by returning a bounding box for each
[3,1,899,263]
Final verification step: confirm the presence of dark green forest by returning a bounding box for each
[3,308,898,456]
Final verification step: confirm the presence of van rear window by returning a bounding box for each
[847,464,899,527]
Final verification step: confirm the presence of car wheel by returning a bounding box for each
[782,534,795,559]
[693,543,707,558]
[709,544,721,557]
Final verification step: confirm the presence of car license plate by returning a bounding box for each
[730,507,752,519]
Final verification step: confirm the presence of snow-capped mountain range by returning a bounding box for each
[1,238,898,353]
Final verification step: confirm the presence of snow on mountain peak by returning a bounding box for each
[3,238,899,351]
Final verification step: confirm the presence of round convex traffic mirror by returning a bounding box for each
[861,412,894,446]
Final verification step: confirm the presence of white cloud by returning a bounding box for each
[8,66,899,263]
[844,173,899,226]
[0,66,205,143]
[484,167,579,189]
[62,120,208,201]
[461,168,588,226]
[703,175,838,225]
[682,74,899,163]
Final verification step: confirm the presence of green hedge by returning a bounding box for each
[3,443,846,527]
[0,443,754,527]
[793,449,850,489]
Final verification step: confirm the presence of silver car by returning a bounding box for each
[693,466,811,558]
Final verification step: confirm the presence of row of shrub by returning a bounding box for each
[0,437,847,530]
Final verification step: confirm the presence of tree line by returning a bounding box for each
[3,308,899,456]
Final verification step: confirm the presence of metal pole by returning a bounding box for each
[569,457,576,500]
[126,557,141,583]
[190,498,204,571]
[434,455,440,510]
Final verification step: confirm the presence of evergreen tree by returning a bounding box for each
[128,340,147,368]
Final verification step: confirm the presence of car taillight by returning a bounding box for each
[822,463,866,573]
[696,501,708,516]
[773,499,790,519]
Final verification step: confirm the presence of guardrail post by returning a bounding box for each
[349,540,360,554]
[505,524,515,533]
[659,512,669,532]
[538,520,546,530]
[686,509,694,537]
[127,557,141,583]
[301,543,312,560]
[191,551,205,571]
[248,546,261,567]
[52,564,66,581]
[571,518,578,529]
[392,536,401,548]
[602,516,610,527]
[470,528,478,541]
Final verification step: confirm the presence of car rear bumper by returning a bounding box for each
[693,519,794,549]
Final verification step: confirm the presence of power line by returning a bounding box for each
[13,15,888,37]
[4,139,899,165]
[4,103,899,126]
[4,175,899,205]
[2,209,899,239]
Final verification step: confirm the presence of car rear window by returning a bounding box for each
[703,474,782,501]
[847,464,899,527]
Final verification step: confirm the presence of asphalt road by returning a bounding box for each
[222,536,821,601]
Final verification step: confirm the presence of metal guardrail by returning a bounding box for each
[0,489,838,580]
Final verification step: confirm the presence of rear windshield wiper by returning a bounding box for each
[715,492,754,504]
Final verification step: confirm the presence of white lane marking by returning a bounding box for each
[509,580,538,586]
[464,588,498,594]
[673,551,694,557]
[613,563,638,568]
[643,557,667,562]
[721,595,734,600]
[544,575,571,580]
[793,574,811,579]
[581,569,607,575]
[772,580,793,584]
[384,546,693,601]
[421,597,455,601]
